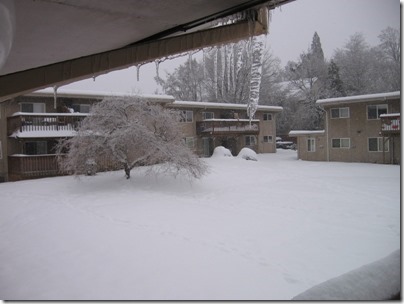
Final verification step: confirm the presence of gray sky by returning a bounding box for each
[63,0,400,95]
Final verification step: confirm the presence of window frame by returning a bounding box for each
[202,112,214,120]
[367,104,388,120]
[180,110,193,123]
[331,138,350,149]
[263,135,273,143]
[20,102,46,113]
[330,107,350,119]
[368,137,389,152]
[307,138,316,152]
[245,135,257,146]
[72,104,91,113]
[24,141,48,155]
[263,113,273,121]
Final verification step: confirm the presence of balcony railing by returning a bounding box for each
[7,112,88,137]
[8,154,63,181]
[380,113,400,134]
[8,154,123,181]
[196,119,259,136]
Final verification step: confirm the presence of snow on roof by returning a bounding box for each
[171,100,283,112]
[289,130,325,137]
[316,91,400,106]
[28,88,175,102]
[10,130,77,138]
[380,113,400,118]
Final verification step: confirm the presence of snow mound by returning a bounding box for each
[212,146,233,158]
[237,147,258,161]
[292,249,401,300]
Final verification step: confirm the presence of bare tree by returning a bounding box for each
[57,96,207,180]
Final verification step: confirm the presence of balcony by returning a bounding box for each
[380,113,400,135]
[196,119,259,136]
[8,154,63,181]
[7,112,88,138]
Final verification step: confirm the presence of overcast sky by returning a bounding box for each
[63,0,400,95]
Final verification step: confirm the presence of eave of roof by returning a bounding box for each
[316,91,401,106]
[26,88,175,102]
[170,100,283,112]
[289,130,325,137]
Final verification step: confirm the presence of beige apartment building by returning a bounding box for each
[289,91,400,164]
[0,89,282,182]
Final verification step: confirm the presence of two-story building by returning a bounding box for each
[289,91,400,164]
[0,89,282,182]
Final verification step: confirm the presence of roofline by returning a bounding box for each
[316,91,401,106]
[289,130,325,137]
[170,101,283,112]
[25,88,175,102]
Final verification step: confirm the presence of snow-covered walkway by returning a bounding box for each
[0,150,400,300]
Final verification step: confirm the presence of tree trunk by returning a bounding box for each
[124,164,131,179]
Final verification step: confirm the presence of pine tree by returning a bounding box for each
[325,60,345,97]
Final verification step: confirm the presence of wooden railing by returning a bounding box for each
[381,114,400,134]
[8,154,63,181]
[8,154,123,181]
[196,119,259,135]
[7,113,88,136]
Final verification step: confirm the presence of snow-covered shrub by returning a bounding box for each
[237,147,258,161]
[212,146,233,158]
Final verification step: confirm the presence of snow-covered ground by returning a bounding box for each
[0,150,400,300]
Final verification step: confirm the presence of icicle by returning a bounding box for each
[155,60,160,79]
[136,65,141,82]
[53,85,58,110]
[247,35,265,123]
[202,48,207,79]
[220,46,225,99]
[214,48,218,99]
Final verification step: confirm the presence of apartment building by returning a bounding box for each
[289,91,400,164]
[0,89,282,182]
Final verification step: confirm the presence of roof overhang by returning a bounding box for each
[316,91,401,107]
[0,0,294,102]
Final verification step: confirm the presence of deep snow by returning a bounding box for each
[0,150,400,300]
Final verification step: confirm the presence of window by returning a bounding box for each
[72,104,91,113]
[180,110,193,123]
[331,107,349,118]
[307,138,315,152]
[245,135,256,146]
[183,137,195,149]
[263,135,273,143]
[20,103,45,113]
[368,137,389,152]
[367,104,388,119]
[24,141,47,155]
[202,112,214,120]
[263,113,272,121]
[332,138,350,149]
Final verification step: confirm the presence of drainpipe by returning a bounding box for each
[319,107,329,162]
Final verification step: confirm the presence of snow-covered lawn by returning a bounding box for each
[0,150,400,300]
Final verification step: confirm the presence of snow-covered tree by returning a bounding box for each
[284,32,328,129]
[157,40,282,105]
[333,32,376,95]
[324,60,345,98]
[57,96,207,180]
[376,27,400,91]
[156,58,204,101]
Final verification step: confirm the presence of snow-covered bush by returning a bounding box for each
[237,147,258,161]
[212,146,233,158]
[57,96,207,180]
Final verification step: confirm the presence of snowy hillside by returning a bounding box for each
[0,150,400,300]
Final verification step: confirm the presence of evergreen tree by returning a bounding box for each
[325,60,345,97]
